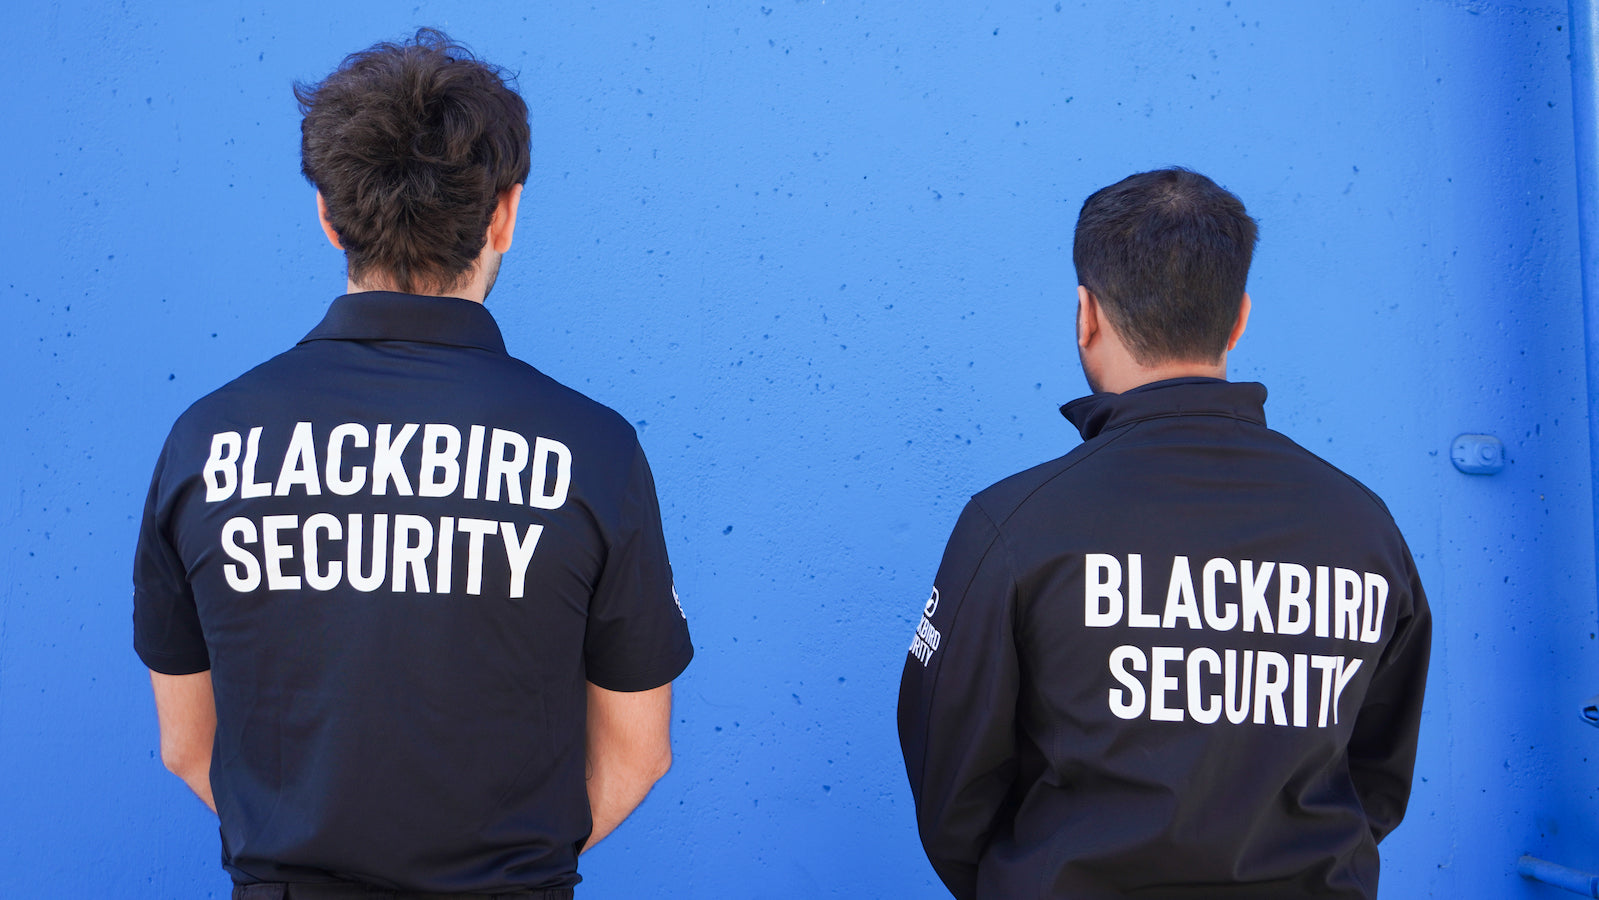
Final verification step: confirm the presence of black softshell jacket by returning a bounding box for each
[898,378,1430,900]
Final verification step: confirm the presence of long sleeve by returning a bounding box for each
[1346,550,1432,842]
[897,501,1021,899]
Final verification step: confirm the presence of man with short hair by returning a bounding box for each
[134,29,692,898]
[898,168,1430,899]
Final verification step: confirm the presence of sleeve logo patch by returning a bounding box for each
[909,587,943,667]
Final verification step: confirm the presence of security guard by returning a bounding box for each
[898,168,1430,900]
[134,30,692,898]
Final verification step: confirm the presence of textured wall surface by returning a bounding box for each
[2,1,1596,897]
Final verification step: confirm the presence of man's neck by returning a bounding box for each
[346,273,486,304]
[1092,360,1227,394]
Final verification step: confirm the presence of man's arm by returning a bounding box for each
[583,680,673,852]
[149,669,217,813]
[1348,561,1433,841]
[897,502,1020,900]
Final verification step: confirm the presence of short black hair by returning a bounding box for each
[1072,168,1258,365]
[295,28,531,294]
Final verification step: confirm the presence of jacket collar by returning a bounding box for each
[1061,377,1268,441]
[298,291,508,355]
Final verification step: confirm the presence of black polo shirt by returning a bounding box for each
[134,291,693,892]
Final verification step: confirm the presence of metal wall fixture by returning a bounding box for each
[1450,434,1505,475]
[1519,855,1599,897]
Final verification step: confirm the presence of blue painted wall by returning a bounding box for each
[3,1,1595,896]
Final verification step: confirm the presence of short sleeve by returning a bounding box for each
[132,442,211,675]
[583,442,693,691]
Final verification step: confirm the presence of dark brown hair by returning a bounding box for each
[1073,168,1258,365]
[295,28,531,294]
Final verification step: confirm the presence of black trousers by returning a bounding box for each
[231,884,575,900]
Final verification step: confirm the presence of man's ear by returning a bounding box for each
[1225,292,1251,352]
[315,192,343,250]
[487,183,523,255]
[1076,285,1100,350]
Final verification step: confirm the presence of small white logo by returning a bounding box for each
[909,587,943,667]
[672,583,685,619]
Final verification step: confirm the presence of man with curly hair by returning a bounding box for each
[134,30,692,899]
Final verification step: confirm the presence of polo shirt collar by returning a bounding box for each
[1061,377,1268,441]
[299,291,508,354]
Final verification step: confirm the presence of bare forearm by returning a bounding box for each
[173,758,217,812]
[585,743,670,849]
[582,681,674,852]
[150,669,218,814]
